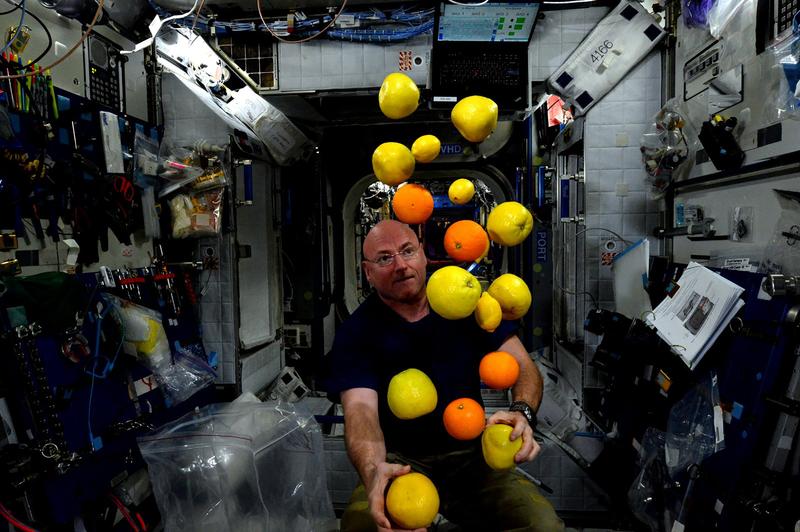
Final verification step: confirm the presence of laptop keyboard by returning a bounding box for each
[438,50,523,89]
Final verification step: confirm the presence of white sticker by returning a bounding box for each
[714,499,724,514]
[722,258,751,271]
[665,445,679,467]
[142,157,160,176]
[148,14,163,37]
[193,213,211,228]
[779,435,793,450]
[134,375,159,396]
[672,521,685,532]
[714,405,725,445]
[632,438,643,457]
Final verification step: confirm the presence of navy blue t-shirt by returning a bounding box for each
[324,294,518,457]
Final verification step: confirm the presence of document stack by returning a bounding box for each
[646,263,745,369]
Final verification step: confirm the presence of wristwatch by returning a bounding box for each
[509,401,537,428]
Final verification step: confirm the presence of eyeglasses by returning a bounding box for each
[367,246,420,268]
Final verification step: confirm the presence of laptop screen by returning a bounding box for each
[436,2,540,42]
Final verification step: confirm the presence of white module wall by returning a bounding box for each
[672,174,800,265]
[529,7,609,82]
[674,2,800,176]
[277,34,431,91]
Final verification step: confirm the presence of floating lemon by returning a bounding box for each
[426,266,482,320]
[487,274,532,320]
[451,95,499,143]
[379,73,420,119]
[372,142,415,186]
[387,368,438,420]
[486,201,533,246]
[411,135,441,163]
[448,178,475,205]
[474,292,502,333]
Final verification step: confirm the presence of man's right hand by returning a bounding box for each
[366,462,427,532]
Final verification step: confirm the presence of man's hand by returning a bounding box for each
[366,462,427,532]
[486,410,541,464]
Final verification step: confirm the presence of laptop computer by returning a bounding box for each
[430,2,540,112]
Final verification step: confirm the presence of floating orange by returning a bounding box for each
[443,397,485,440]
[392,183,434,224]
[443,220,489,262]
[479,351,520,389]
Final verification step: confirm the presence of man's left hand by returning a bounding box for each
[486,410,541,464]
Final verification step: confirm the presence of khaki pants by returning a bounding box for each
[341,446,565,532]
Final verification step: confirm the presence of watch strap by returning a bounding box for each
[509,400,537,427]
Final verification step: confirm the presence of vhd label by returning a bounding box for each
[440,143,463,155]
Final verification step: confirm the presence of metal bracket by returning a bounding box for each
[764,395,800,417]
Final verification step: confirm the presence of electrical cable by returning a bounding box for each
[25,13,50,65]
[257,0,349,43]
[0,0,24,15]
[0,0,25,56]
[554,226,633,311]
[3,1,53,66]
[0,0,103,80]
[108,494,140,532]
[189,0,206,35]
[0,504,39,532]
[87,347,98,447]
[447,0,489,5]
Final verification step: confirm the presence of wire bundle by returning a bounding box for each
[147,0,434,43]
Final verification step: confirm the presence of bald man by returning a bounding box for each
[324,220,563,532]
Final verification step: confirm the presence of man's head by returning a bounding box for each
[362,220,427,304]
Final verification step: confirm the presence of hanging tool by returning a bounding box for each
[653,218,716,239]
[151,244,181,316]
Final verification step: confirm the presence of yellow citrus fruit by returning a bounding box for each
[474,292,502,333]
[385,472,440,529]
[411,135,441,163]
[487,274,532,320]
[451,95,499,143]
[379,73,420,119]
[482,423,522,470]
[448,178,475,205]
[426,266,482,320]
[387,368,438,420]
[486,201,533,246]
[372,142,415,186]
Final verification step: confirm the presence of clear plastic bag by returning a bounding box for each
[191,161,228,192]
[708,0,750,38]
[628,428,680,531]
[159,343,216,406]
[169,186,224,238]
[769,21,800,121]
[640,98,700,194]
[758,189,800,275]
[664,373,725,478]
[730,205,754,242]
[682,0,715,28]
[715,0,757,75]
[110,296,213,405]
[133,131,160,187]
[138,401,337,532]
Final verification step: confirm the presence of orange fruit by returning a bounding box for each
[479,351,520,389]
[392,183,434,224]
[443,397,485,440]
[444,220,489,262]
